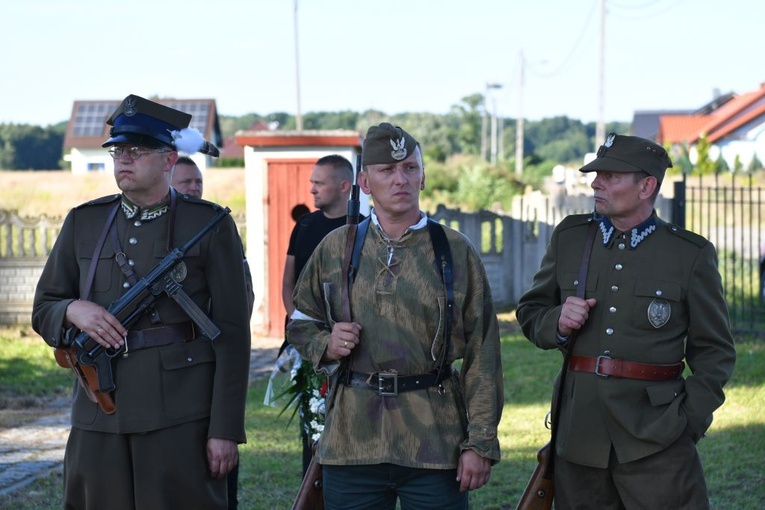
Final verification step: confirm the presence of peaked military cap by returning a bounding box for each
[102,94,220,156]
[362,122,419,165]
[102,94,191,149]
[580,132,673,182]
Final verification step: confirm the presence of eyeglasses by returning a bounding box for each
[108,146,170,160]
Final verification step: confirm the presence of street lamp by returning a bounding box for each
[515,50,546,176]
[481,83,503,163]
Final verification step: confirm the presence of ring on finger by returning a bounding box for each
[97,328,104,334]
[343,341,348,347]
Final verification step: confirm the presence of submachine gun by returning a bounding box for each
[54,206,231,414]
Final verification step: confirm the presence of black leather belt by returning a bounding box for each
[125,322,197,352]
[341,367,452,396]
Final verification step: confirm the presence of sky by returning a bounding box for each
[2,0,763,127]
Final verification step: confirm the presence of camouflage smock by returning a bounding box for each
[287,214,503,469]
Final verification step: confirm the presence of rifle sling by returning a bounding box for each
[547,220,597,477]
[342,217,453,386]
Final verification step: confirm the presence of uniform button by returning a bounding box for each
[615,263,623,270]
[128,259,135,266]
[134,220,142,227]
[187,357,193,363]
[618,243,626,250]
[129,237,138,245]
[656,290,663,296]
[573,279,579,286]
[122,281,131,289]
[609,306,617,313]
[611,285,619,292]
[606,328,614,335]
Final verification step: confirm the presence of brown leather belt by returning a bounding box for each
[569,354,684,381]
[341,367,453,396]
[125,322,197,352]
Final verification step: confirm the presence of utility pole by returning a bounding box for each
[595,0,606,147]
[293,0,303,131]
[515,50,525,176]
[490,95,498,165]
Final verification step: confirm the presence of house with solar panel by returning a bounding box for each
[62,97,222,174]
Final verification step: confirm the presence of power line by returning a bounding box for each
[607,0,687,20]
[526,0,599,79]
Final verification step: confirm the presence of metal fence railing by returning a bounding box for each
[674,174,765,335]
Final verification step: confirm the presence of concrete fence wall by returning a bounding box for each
[0,198,596,325]
[0,258,46,324]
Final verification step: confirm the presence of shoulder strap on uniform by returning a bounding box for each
[427,218,453,382]
[349,217,371,284]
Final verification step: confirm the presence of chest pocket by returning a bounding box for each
[560,271,599,302]
[632,278,682,330]
[79,241,116,295]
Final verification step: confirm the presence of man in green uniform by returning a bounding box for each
[287,123,503,509]
[516,133,736,509]
[32,94,251,509]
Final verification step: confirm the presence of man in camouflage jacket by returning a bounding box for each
[287,123,503,509]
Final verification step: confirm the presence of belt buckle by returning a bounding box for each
[377,372,398,396]
[595,354,611,378]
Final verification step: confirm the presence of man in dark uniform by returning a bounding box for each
[32,94,251,510]
[516,133,736,509]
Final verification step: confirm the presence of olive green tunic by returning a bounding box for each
[516,213,736,468]
[288,215,503,469]
[33,193,250,438]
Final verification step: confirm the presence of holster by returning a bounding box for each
[54,346,115,414]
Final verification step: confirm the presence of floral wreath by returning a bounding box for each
[265,345,328,442]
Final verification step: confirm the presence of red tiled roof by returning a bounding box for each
[658,83,765,144]
[658,115,710,144]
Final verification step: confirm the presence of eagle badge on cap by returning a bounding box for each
[124,97,137,117]
[390,137,407,160]
[647,298,671,328]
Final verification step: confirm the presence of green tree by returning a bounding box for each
[693,135,716,175]
[449,93,484,156]
[0,123,64,170]
[748,153,763,173]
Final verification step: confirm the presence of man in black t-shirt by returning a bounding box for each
[282,154,357,318]
[280,154,359,474]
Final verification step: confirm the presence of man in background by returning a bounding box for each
[170,155,204,197]
[281,154,357,475]
[169,156,254,510]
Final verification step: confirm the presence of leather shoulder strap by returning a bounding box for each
[82,201,121,301]
[427,219,453,379]
[548,220,597,476]
[348,217,371,286]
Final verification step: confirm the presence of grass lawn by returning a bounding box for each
[0,326,762,509]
